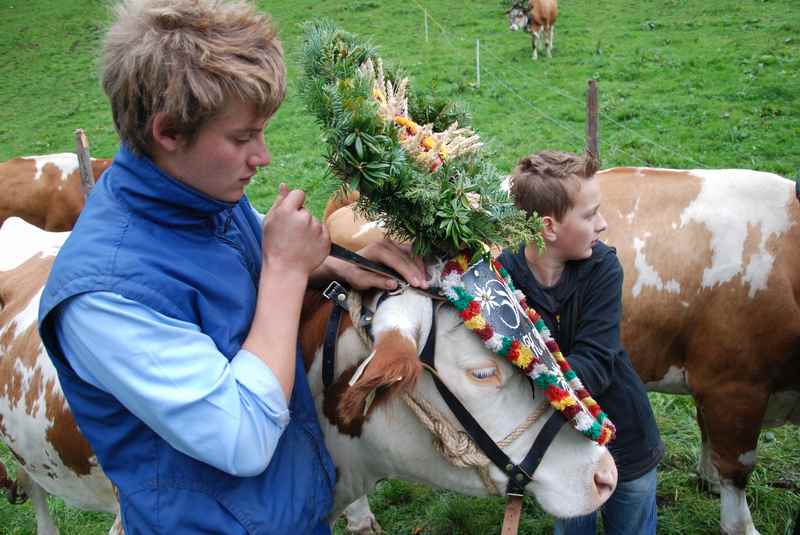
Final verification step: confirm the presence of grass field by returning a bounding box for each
[1,0,799,533]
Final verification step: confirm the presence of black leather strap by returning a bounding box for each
[506,411,566,495]
[419,307,562,493]
[322,281,349,388]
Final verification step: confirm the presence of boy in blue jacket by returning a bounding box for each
[498,151,663,535]
[38,1,425,533]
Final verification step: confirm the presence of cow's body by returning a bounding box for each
[0,218,118,535]
[0,153,112,232]
[325,167,800,535]
[507,0,558,60]
[0,216,617,533]
[601,167,800,535]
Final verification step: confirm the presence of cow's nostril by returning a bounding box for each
[593,456,617,502]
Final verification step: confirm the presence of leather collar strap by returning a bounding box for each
[322,281,349,388]
[501,496,523,535]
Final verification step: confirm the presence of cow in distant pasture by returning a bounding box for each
[506,0,558,60]
[326,167,800,535]
[0,153,112,232]
[0,216,618,534]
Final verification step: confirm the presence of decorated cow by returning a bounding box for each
[0,216,618,534]
[325,166,800,535]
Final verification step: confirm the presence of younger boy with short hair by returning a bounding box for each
[498,150,663,535]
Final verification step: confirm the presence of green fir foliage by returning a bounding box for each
[299,20,541,258]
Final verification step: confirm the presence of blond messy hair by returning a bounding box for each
[101,0,286,156]
[510,150,599,221]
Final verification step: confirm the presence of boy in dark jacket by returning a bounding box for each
[498,151,663,535]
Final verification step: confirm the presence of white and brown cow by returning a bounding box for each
[0,153,112,232]
[0,216,618,533]
[506,0,558,60]
[326,167,800,535]
[0,218,120,535]
[602,167,800,535]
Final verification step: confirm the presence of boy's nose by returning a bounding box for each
[596,212,608,233]
[250,141,270,169]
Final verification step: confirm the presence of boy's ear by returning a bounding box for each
[150,112,180,152]
[541,215,558,242]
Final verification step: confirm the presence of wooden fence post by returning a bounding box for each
[586,80,600,168]
[74,128,95,198]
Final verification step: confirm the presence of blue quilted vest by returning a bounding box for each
[39,145,335,534]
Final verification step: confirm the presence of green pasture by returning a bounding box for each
[1,0,799,533]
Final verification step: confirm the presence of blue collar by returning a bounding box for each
[110,144,238,226]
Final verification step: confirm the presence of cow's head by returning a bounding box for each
[506,2,530,32]
[304,286,617,519]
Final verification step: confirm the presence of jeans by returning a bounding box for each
[553,467,657,535]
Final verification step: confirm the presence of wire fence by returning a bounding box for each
[409,0,707,169]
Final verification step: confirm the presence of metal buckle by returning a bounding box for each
[323,281,349,310]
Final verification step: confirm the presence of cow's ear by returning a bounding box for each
[338,329,422,424]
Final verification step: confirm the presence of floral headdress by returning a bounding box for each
[300,20,614,444]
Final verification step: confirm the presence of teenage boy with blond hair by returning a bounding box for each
[498,151,663,535]
[38,1,426,533]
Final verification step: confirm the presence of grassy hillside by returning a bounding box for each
[1,0,799,533]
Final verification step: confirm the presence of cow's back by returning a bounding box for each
[531,0,557,26]
[600,167,800,401]
[0,154,111,231]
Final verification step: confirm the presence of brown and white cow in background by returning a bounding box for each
[0,218,121,535]
[602,167,800,535]
[326,167,800,535]
[506,0,558,60]
[0,153,112,232]
[0,216,618,534]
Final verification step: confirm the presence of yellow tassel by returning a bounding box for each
[464,316,486,330]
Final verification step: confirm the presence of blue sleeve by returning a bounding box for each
[53,291,290,477]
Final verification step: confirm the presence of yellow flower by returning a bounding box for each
[422,136,436,150]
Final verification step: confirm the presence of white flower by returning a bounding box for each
[473,284,498,312]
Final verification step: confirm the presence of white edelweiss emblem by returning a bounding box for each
[472,283,498,312]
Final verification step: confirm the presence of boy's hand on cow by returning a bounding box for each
[323,240,428,291]
[263,183,330,276]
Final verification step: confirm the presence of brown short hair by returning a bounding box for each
[510,150,599,221]
[101,0,286,156]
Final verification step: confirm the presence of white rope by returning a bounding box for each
[400,390,548,496]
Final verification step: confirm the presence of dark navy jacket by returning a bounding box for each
[499,242,663,481]
[39,145,335,534]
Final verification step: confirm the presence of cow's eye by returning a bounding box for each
[469,365,500,383]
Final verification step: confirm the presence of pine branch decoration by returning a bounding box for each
[300,20,542,258]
